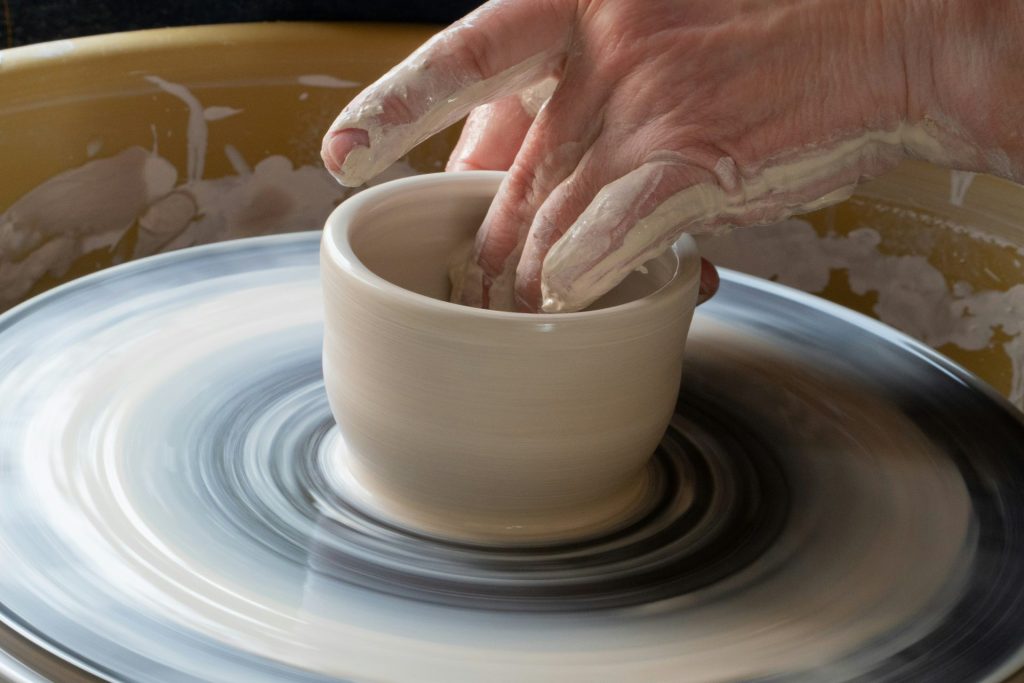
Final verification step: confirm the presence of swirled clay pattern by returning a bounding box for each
[1,233,1024,681]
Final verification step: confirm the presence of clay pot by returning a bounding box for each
[321,171,700,544]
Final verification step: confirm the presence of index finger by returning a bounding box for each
[322,0,573,187]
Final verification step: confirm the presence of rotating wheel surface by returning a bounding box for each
[1,233,1023,682]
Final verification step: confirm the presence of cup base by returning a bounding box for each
[321,427,662,547]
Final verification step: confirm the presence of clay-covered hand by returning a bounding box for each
[322,0,1022,312]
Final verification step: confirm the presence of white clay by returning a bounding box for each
[320,171,700,543]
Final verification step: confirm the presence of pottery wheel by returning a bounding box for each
[2,233,1024,682]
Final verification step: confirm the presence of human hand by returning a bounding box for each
[323,0,1023,312]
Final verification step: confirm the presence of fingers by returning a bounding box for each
[507,145,713,312]
[446,96,536,172]
[515,163,721,312]
[457,77,607,310]
[512,158,604,311]
[539,159,724,313]
[446,78,557,172]
[321,0,574,187]
[512,151,724,312]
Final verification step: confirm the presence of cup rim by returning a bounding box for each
[322,171,699,322]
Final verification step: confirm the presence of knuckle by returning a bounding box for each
[378,92,418,126]
[445,25,496,82]
[505,163,542,215]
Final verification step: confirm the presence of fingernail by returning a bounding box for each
[323,128,370,173]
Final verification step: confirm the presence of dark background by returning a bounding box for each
[2,0,484,48]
